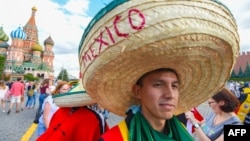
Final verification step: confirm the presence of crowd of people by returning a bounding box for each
[1,77,248,140]
[0,77,110,139]
[228,81,250,125]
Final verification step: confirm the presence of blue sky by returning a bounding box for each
[51,0,113,16]
[0,0,250,78]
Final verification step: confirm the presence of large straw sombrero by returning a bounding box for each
[53,81,96,107]
[78,0,240,116]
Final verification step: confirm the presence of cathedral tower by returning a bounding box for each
[43,36,54,71]
[23,6,39,61]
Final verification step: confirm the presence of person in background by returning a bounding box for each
[37,81,70,136]
[235,88,250,125]
[25,81,36,109]
[228,81,238,97]
[20,80,26,111]
[185,88,242,141]
[238,82,248,95]
[32,81,40,108]
[38,78,51,114]
[36,81,109,141]
[5,80,13,102]
[48,79,56,94]
[0,80,9,112]
[7,77,24,114]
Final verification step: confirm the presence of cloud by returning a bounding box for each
[220,0,250,51]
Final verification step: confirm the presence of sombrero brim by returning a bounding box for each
[79,0,239,116]
[53,81,96,107]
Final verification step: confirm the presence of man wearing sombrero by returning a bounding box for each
[79,0,240,140]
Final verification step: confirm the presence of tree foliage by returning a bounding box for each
[230,61,250,80]
[243,62,250,78]
[237,67,244,78]
[230,70,237,78]
[0,55,6,80]
[24,73,39,81]
[57,68,69,81]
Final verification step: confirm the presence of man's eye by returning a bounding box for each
[153,83,162,87]
[173,85,179,89]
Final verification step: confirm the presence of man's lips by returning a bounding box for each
[159,103,175,110]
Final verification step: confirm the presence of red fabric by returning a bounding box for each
[192,107,203,121]
[191,107,203,133]
[40,85,49,94]
[36,107,109,141]
[99,124,124,141]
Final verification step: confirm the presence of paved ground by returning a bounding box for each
[0,99,38,141]
[0,96,211,141]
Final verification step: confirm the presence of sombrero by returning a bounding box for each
[78,0,240,116]
[53,81,96,107]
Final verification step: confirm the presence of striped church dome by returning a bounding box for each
[10,26,26,39]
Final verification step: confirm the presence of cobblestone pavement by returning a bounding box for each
[0,99,38,141]
[0,96,211,141]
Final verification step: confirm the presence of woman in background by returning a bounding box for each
[36,81,109,141]
[38,79,50,114]
[0,80,9,112]
[185,88,242,141]
[25,81,36,109]
[37,81,70,136]
[32,81,40,108]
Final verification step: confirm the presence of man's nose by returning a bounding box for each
[162,86,175,98]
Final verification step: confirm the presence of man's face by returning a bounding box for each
[135,71,179,121]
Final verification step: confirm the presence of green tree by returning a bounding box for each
[0,55,6,80]
[24,73,39,81]
[57,68,69,81]
[230,70,237,78]
[238,66,244,78]
[243,62,250,78]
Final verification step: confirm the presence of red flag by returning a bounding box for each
[191,107,203,133]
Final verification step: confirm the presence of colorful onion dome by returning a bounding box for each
[10,26,26,40]
[0,26,9,42]
[32,6,37,12]
[44,36,54,46]
[32,43,43,51]
[0,42,9,48]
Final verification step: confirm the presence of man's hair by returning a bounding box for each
[135,68,179,86]
[17,77,22,81]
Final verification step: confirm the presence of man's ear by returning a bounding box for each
[132,84,141,99]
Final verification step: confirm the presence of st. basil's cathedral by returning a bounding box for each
[0,6,54,80]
